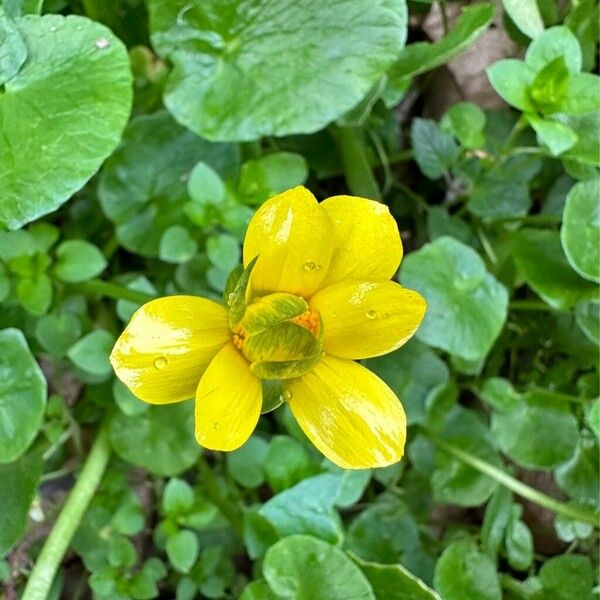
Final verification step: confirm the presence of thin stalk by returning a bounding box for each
[509,300,553,312]
[22,422,112,600]
[197,455,243,536]
[428,434,599,527]
[75,280,155,304]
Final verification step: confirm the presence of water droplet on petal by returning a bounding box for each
[282,390,292,401]
[213,422,220,430]
[303,261,316,271]
[366,309,377,320]
[154,356,168,370]
[382,312,389,319]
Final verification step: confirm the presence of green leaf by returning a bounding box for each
[504,506,533,571]
[400,236,508,361]
[561,179,600,283]
[481,486,512,559]
[576,300,600,346]
[260,473,343,543]
[554,435,599,504]
[0,14,132,229]
[264,435,317,493]
[187,162,226,206]
[238,153,308,205]
[35,312,82,357]
[529,56,570,114]
[527,116,578,156]
[411,118,459,180]
[240,580,280,600]
[53,240,107,283]
[511,228,597,310]
[263,535,375,600]
[162,478,195,516]
[365,339,449,424]
[389,4,494,80]
[488,388,579,469]
[98,111,238,256]
[67,329,115,378]
[206,234,240,273]
[227,436,269,489]
[0,328,46,463]
[351,555,442,600]
[525,26,582,73]
[149,0,408,141]
[538,555,593,600]
[243,510,279,561]
[346,494,420,563]
[562,72,600,115]
[228,256,258,329]
[17,273,52,316]
[0,448,42,555]
[586,399,600,439]
[502,0,544,39]
[159,225,198,265]
[487,60,535,111]
[0,8,27,85]
[433,540,501,600]
[166,530,198,574]
[109,402,200,477]
[468,155,541,219]
[565,0,599,72]
[441,102,486,149]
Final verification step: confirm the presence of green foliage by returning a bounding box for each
[1,1,599,598]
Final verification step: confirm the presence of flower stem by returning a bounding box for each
[427,434,599,527]
[197,455,244,536]
[75,279,155,304]
[22,422,112,600]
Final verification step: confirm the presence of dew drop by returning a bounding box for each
[366,309,377,320]
[154,356,168,370]
[382,312,389,319]
[213,422,220,430]
[282,390,292,401]
[95,38,111,49]
[303,261,316,271]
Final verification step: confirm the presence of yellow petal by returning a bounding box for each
[286,355,406,469]
[320,195,402,287]
[311,281,426,360]
[195,343,262,451]
[242,186,333,296]
[110,296,229,404]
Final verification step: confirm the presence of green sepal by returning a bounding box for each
[242,293,308,335]
[251,354,323,380]
[222,263,244,305]
[243,321,320,364]
[228,256,258,330]
[261,380,284,413]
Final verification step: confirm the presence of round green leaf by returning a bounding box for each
[149,0,408,141]
[53,240,107,283]
[0,328,46,463]
[400,236,508,361]
[0,9,27,86]
[98,111,238,256]
[433,540,501,600]
[109,402,200,476]
[263,534,375,600]
[35,312,82,357]
[512,228,597,310]
[538,555,593,600]
[227,436,269,489]
[187,162,226,206]
[575,300,600,346]
[490,389,579,469]
[159,225,198,264]
[561,179,600,283]
[0,14,132,229]
[162,478,195,516]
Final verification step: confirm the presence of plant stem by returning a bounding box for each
[197,455,244,536]
[75,280,155,304]
[22,422,112,600]
[509,300,553,312]
[428,434,599,527]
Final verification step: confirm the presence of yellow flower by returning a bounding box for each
[110,186,426,469]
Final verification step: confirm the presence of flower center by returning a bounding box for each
[231,292,323,380]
